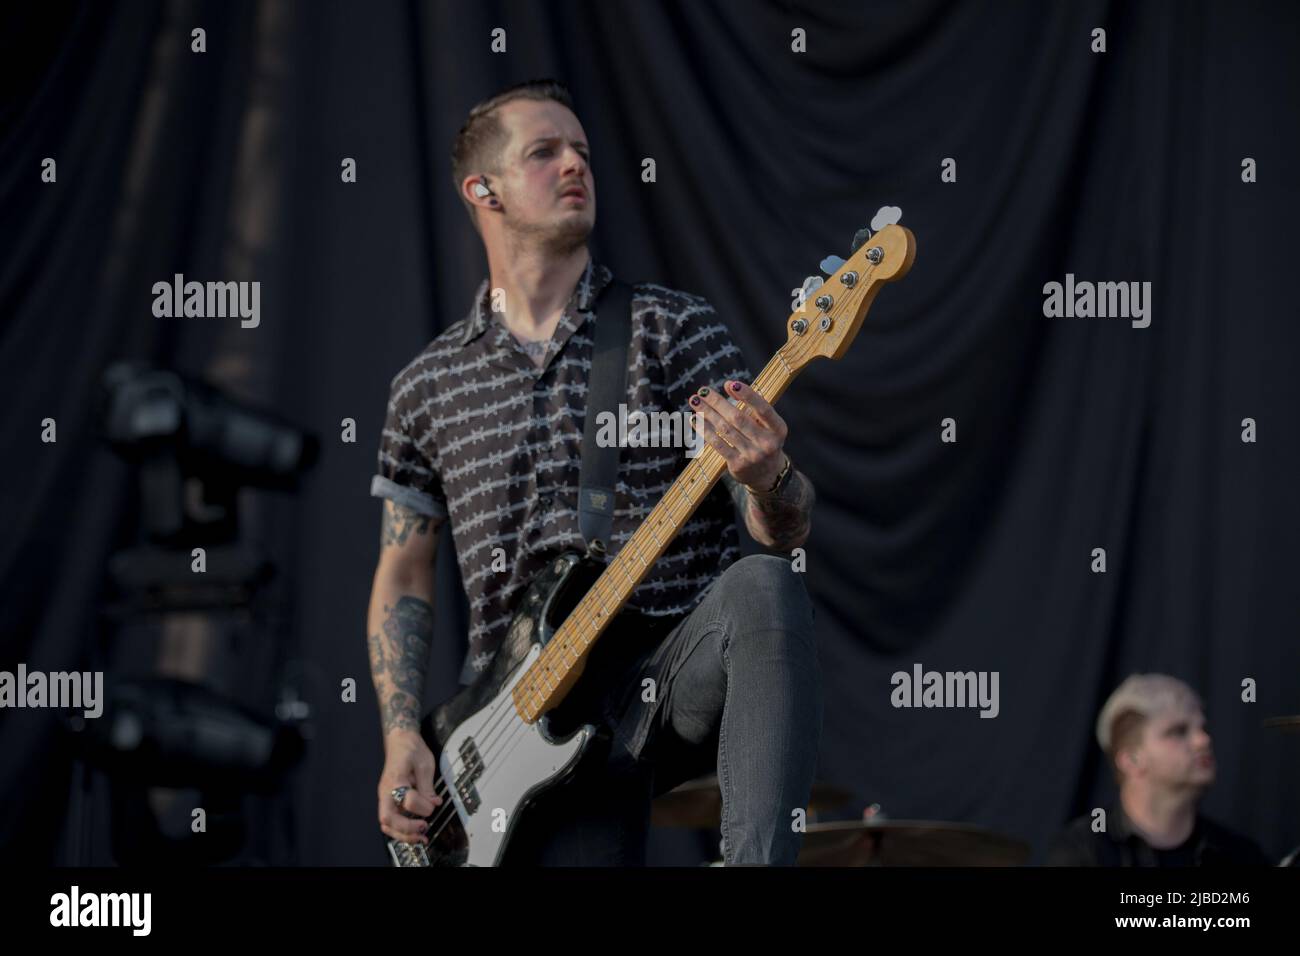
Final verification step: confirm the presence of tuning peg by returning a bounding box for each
[795,275,823,307]
[819,255,846,275]
[870,205,903,231]
[850,228,872,254]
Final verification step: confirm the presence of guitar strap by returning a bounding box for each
[578,278,633,554]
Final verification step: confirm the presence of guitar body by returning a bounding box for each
[388,550,606,867]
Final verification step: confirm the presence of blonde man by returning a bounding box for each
[1049,674,1268,866]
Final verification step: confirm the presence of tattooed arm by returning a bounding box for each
[368,499,445,844]
[367,500,441,733]
[725,467,816,551]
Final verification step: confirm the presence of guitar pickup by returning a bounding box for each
[457,783,481,814]
[455,737,485,813]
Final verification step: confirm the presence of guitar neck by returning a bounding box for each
[513,350,802,721]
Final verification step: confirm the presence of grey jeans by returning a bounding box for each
[499,554,824,866]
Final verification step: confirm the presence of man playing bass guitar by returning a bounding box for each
[366,79,821,865]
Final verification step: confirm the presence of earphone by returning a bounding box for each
[472,179,495,199]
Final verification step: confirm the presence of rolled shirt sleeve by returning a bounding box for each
[370,368,448,519]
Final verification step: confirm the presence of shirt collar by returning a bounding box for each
[457,256,613,348]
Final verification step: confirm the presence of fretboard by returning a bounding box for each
[512,350,800,721]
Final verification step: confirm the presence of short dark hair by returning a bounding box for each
[450,79,576,230]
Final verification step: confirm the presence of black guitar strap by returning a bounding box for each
[578,278,633,555]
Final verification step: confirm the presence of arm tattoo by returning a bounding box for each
[371,596,435,733]
[367,632,386,676]
[381,501,434,548]
[730,468,815,551]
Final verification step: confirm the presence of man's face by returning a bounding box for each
[489,99,595,252]
[1128,706,1216,793]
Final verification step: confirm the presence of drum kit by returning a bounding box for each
[653,714,1300,866]
[650,774,1031,866]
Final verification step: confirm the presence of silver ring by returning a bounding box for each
[391,786,410,810]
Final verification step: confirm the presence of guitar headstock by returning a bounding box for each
[781,212,916,370]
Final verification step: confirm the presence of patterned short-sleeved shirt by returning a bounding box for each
[371,257,752,684]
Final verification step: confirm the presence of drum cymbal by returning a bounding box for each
[796,820,1030,867]
[1263,716,1300,733]
[650,775,852,829]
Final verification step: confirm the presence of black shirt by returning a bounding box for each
[1047,802,1271,866]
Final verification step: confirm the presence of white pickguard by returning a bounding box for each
[439,643,595,866]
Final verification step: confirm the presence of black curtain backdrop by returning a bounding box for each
[3,0,1297,865]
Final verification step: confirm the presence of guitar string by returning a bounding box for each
[410,264,876,851]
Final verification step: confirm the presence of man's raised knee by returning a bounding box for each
[714,554,813,630]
